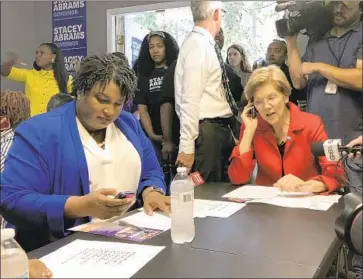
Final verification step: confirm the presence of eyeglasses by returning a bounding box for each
[254,95,280,108]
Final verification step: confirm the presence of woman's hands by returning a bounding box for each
[142,187,171,216]
[238,102,258,155]
[273,174,327,193]
[241,102,258,133]
[64,189,135,220]
[29,259,52,278]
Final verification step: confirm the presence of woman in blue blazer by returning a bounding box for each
[0,54,170,251]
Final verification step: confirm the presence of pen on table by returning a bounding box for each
[225,197,256,203]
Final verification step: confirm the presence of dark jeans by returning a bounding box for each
[151,139,162,164]
[193,118,237,183]
[151,139,177,195]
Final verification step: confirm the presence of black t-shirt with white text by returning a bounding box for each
[135,68,167,135]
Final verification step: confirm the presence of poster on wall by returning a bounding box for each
[131,37,142,67]
[52,1,87,76]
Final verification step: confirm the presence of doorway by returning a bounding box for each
[107,1,282,67]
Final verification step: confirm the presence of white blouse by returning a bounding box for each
[76,118,142,195]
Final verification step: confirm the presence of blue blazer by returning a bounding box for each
[0,101,165,251]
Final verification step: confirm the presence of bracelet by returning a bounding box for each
[142,187,164,199]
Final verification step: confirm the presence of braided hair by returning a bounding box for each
[71,53,137,101]
[0,91,30,128]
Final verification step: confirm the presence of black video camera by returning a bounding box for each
[335,192,362,256]
[275,1,334,41]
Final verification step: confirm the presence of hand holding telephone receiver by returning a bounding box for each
[249,106,257,119]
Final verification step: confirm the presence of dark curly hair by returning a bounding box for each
[71,53,137,101]
[1,90,30,128]
[137,31,179,77]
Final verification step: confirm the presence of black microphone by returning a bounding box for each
[311,140,362,161]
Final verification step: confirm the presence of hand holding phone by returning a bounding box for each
[114,191,135,200]
[249,106,257,119]
[241,102,258,134]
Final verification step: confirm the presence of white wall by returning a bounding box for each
[1,1,37,91]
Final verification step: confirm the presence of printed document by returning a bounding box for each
[40,239,165,278]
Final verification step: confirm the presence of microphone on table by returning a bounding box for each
[311,139,362,162]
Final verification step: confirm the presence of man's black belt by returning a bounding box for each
[199,117,234,126]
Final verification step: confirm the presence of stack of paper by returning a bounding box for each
[119,211,171,231]
[222,185,341,211]
[40,239,165,278]
[114,199,245,232]
[193,199,245,218]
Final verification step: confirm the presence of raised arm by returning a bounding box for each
[228,103,258,185]
[286,35,308,90]
[1,51,28,81]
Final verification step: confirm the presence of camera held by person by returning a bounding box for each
[275,1,334,40]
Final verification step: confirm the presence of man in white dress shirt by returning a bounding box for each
[175,1,239,182]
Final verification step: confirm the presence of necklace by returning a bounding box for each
[89,129,106,149]
[98,141,106,149]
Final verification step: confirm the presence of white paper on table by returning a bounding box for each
[222,185,341,211]
[118,211,171,231]
[222,185,341,201]
[246,196,336,211]
[222,185,281,199]
[40,239,165,278]
[193,199,245,218]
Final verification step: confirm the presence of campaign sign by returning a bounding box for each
[52,1,87,76]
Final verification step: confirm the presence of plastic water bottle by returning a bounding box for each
[1,228,29,278]
[170,167,195,244]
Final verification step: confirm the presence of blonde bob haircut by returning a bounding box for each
[244,65,292,101]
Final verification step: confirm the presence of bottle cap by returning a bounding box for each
[1,228,15,242]
[177,167,187,173]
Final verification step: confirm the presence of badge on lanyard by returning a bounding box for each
[325,80,338,95]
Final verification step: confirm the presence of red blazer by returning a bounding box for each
[228,103,343,193]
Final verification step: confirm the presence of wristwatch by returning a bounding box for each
[142,186,165,198]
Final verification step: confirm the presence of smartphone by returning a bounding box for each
[249,106,257,119]
[114,191,135,200]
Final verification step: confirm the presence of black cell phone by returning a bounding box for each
[249,106,257,119]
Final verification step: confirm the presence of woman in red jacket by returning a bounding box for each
[228,65,343,193]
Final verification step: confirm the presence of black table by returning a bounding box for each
[29,183,343,278]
